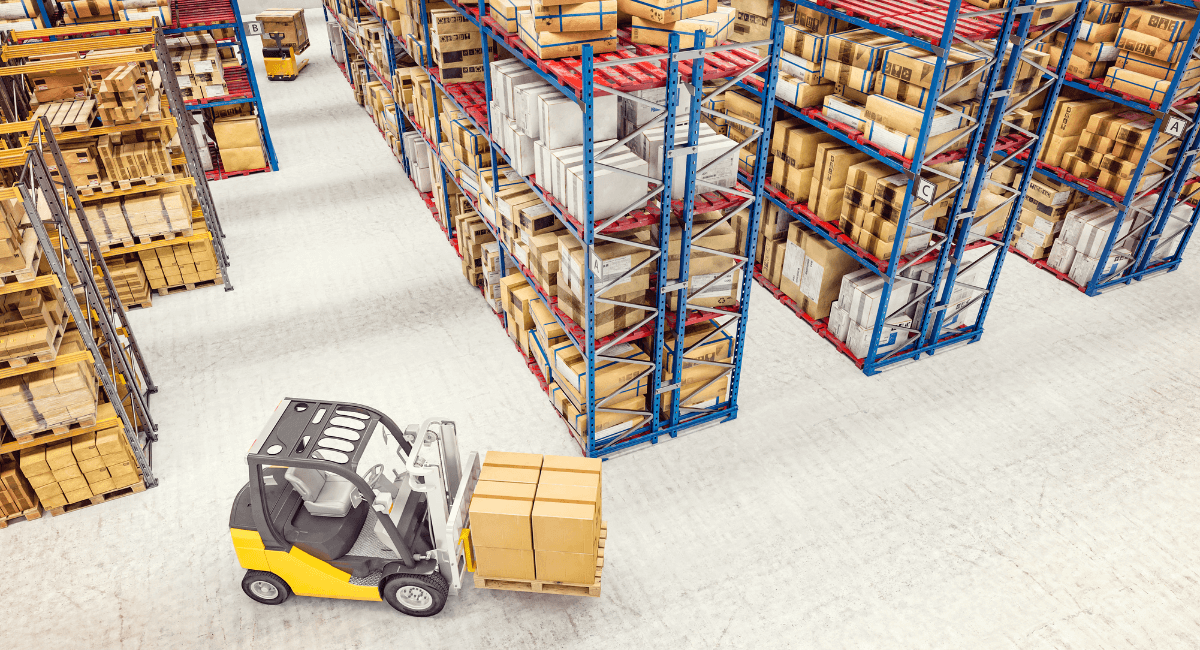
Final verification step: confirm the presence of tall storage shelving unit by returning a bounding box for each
[166,0,278,178]
[325,0,783,456]
[1006,0,1200,295]
[740,0,1080,375]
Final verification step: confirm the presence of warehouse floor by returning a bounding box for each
[5,11,1200,649]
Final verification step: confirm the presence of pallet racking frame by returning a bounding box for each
[738,0,1081,374]
[165,0,279,178]
[3,119,159,487]
[0,25,236,291]
[325,0,783,456]
[1006,0,1200,295]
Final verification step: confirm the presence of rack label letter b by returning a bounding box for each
[244,20,265,36]
[915,178,935,205]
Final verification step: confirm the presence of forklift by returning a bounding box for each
[229,399,480,616]
[262,32,308,81]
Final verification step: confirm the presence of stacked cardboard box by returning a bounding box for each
[455,210,495,287]
[514,1,617,60]
[630,5,733,50]
[257,9,310,53]
[167,33,229,101]
[1105,4,1199,105]
[430,6,486,83]
[1044,194,1155,281]
[17,412,141,509]
[1036,1,1134,81]
[1011,175,1077,260]
[95,257,152,309]
[95,134,175,182]
[213,115,267,173]
[44,144,102,189]
[69,188,192,248]
[0,331,98,439]
[138,238,220,291]
[0,286,66,364]
[650,320,732,413]
[468,452,603,584]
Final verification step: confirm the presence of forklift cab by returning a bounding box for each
[229,399,479,617]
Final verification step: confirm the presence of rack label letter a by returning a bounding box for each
[1164,116,1185,139]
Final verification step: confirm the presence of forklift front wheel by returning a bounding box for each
[242,570,292,605]
[381,573,448,617]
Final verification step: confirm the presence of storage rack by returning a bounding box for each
[739,0,1080,375]
[0,25,236,292]
[1006,1,1200,295]
[0,120,159,521]
[164,0,278,178]
[325,0,783,456]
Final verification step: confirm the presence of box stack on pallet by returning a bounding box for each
[468,451,605,594]
[731,0,1082,374]
[1008,1,1200,295]
[1,25,233,305]
[0,138,157,527]
[58,0,170,25]
[326,0,777,454]
[0,0,48,31]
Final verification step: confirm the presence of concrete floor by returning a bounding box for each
[5,11,1200,648]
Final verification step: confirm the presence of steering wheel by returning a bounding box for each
[362,463,385,489]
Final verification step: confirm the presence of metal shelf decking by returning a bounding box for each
[1005,0,1200,295]
[325,0,782,455]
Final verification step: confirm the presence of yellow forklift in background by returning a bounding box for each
[229,399,480,616]
[262,32,308,81]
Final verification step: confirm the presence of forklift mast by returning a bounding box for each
[402,419,480,594]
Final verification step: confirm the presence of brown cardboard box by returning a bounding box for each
[256,9,309,50]
[468,494,535,549]
[518,12,618,59]
[1039,133,1079,168]
[541,455,602,475]
[474,546,536,580]
[535,548,597,583]
[220,146,267,172]
[532,498,596,553]
[799,230,859,319]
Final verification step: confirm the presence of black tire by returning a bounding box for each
[381,572,449,617]
[241,570,291,605]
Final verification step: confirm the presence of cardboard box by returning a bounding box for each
[620,0,716,24]
[799,229,861,319]
[468,487,536,549]
[257,9,309,50]
[532,496,597,554]
[535,548,597,583]
[532,1,617,32]
[629,7,734,48]
[1119,4,1196,43]
[474,546,536,579]
[518,11,618,59]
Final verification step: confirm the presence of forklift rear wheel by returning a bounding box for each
[242,571,292,605]
[381,573,448,617]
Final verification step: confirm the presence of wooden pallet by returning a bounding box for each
[474,522,606,597]
[0,504,43,529]
[0,325,64,371]
[79,173,176,197]
[98,225,194,253]
[154,273,224,297]
[50,480,145,517]
[11,413,98,445]
[32,99,96,134]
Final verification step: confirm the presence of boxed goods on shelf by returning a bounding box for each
[17,411,141,509]
[95,257,153,309]
[630,6,734,49]
[0,459,37,518]
[0,330,98,440]
[213,115,267,172]
[517,10,618,59]
[138,238,220,291]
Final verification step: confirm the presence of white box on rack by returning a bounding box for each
[1046,239,1076,273]
[538,92,618,149]
[512,81,555,136]
[511,127,537,177]
[827,301,851,342]
[617,84,692,136]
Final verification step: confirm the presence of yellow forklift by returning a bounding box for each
[229,399,480,616]
[262,32,308,81]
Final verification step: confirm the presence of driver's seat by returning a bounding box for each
[284,467,361,517]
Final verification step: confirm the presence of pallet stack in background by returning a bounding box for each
[468,451,604,589]
[16,41,226,307]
